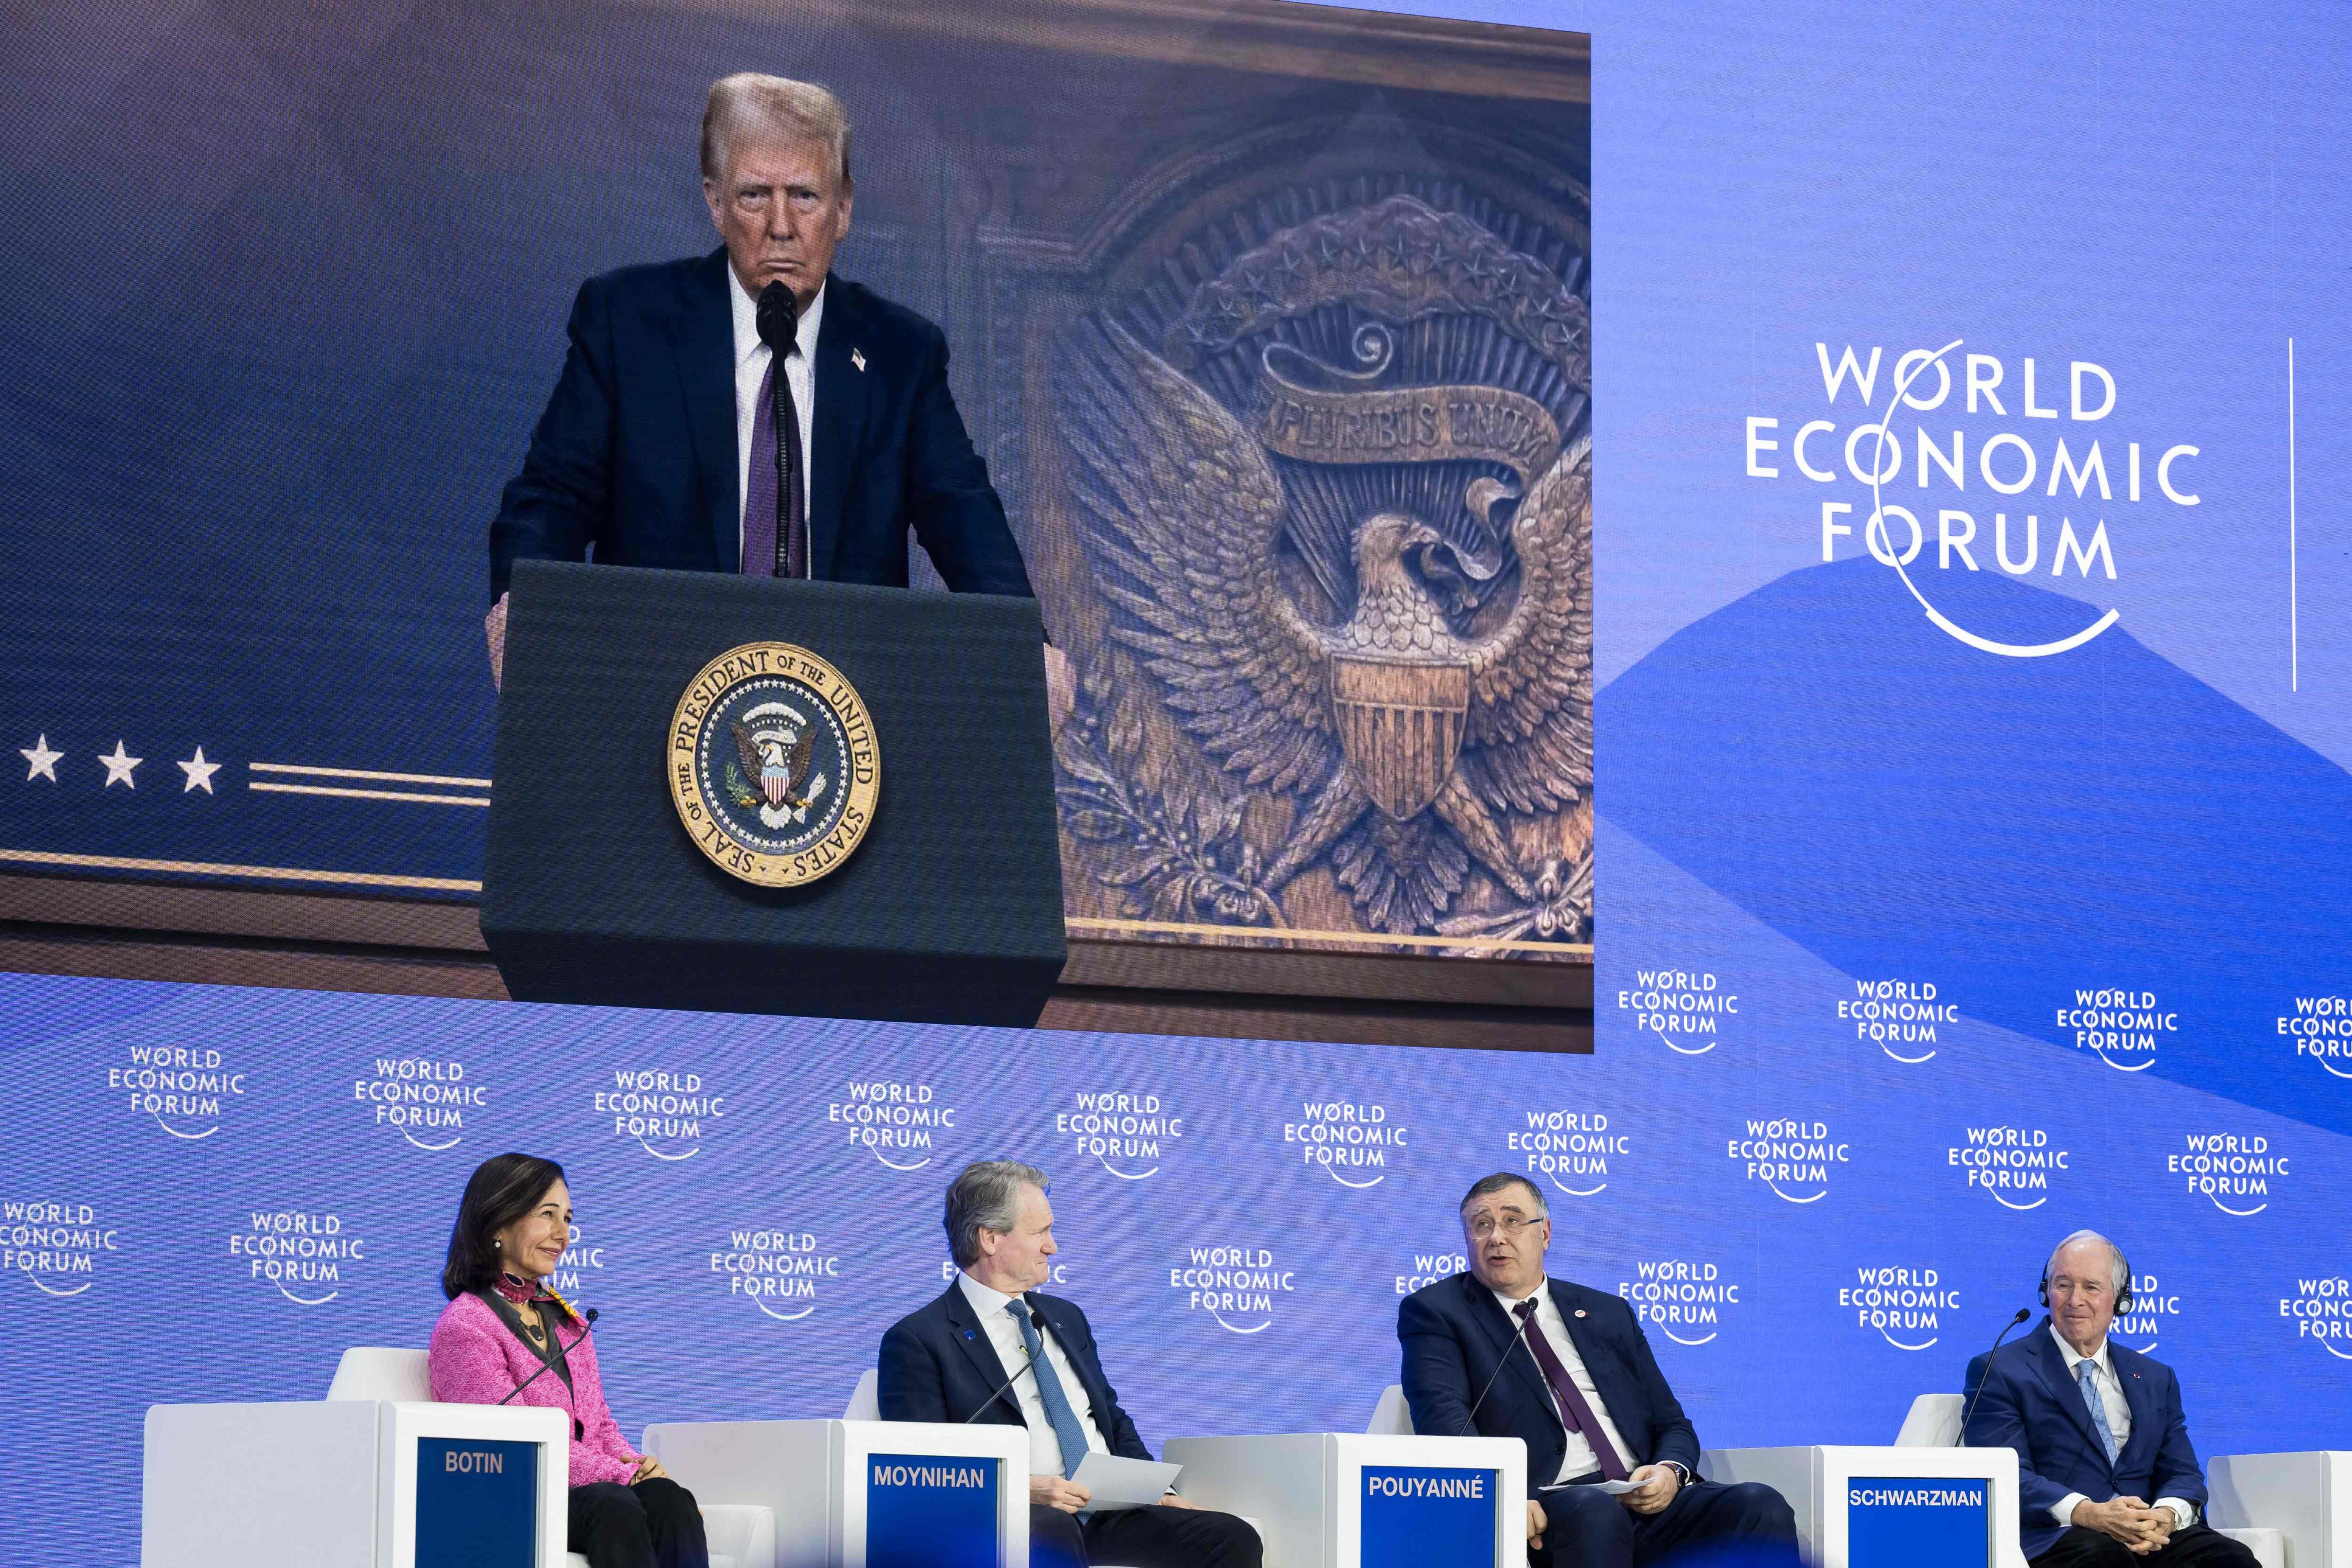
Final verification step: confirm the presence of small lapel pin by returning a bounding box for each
[850,346,867,373]
[1575,1310,1589,1318]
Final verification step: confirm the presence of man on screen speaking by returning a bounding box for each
[484,74,1064,706]
[1399,1173,1797,1568]
[1965,1230,2255,1568]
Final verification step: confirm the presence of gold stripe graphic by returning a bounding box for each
[248,782,491,808]
[0,847,482,893]
[248,763,493,789]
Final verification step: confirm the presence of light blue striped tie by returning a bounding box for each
[2076,1359,2122,1462]
[1011,1301,1092,1479]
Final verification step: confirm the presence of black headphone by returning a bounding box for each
[2040,1233,2134,1314]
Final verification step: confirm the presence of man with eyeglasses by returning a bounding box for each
[1398,1173,1797,1568]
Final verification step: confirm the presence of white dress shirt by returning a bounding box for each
[729,269,822,549]
[959,1272,1108,1476]
[2047,1327,2195,1531]
[1491,1283,1639,1484]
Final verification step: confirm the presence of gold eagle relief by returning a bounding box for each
[1053,194,1592,952]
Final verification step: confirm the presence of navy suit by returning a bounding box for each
[489,248,1034,601]
[1965,1323,2249,1566]
[1400,1270,1794,1568]
[878,1284,1258,1568]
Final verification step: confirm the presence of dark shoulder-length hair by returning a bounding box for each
[441,1152,567,1300]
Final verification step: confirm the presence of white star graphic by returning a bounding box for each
[20,735,63,783]
[177,747,222,794]
[98,740,142,789]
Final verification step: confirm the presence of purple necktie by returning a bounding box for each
[1515,1297,1630,1481]
[741,351,808,578]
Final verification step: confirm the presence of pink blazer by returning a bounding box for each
[427,1291,642,1488]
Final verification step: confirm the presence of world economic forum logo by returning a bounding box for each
[597,1068,724,1161]
[2279,995,2352,1080]
[1840,979,1955,1064]
[1727,1118,1850,1203]
[1948,1126,2069,1210]
[2280,1276,2351,1361]
[829,1079,958,1171]
[2056,990,2177,1072]
[1616,1260,1741,1347]
[1743,340,2206,661]
[2,1201,118,1299]
[1284,1099,1406,1188]
[1840,1265,1957,1351]
[1057,1090,1181,1180]
[1395,1250,1469,1296]
[710,1229,841,1322]
[1171,1245,1296,1334]
[355,1054,484,1152]
[1511,1110,1626,1198]
[2114,1271,2181,1355]
[231,1209,365,1306]
[548,1222,608,1297]
[107,1043,246,1139]
[1616,970,1737,1055]
[2170,1132,2288,1216]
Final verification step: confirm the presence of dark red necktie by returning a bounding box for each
[742,349,808,578]
[1515,1297,1630,1480]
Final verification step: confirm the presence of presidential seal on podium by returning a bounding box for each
[668,642,880,887]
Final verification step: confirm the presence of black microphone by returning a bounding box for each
[1957,1307,2030,1444]
[966,1307,1048,1423]
[499,1304,598,1428]
[755,282,798,354]
[1465,1303,1538,1427]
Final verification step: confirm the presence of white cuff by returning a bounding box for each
[2155,1497,2196,1531]
[2052,1493,2087,1527]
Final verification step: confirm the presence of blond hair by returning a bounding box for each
[700,74,851,187]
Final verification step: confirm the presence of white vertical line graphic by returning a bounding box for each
[2288,337,2299,692]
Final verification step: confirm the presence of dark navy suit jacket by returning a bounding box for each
[1399,1270,1701,1499]
[1963,1320,2208,1559]
[877,1283,1153,1463]
[488,248,1034,602]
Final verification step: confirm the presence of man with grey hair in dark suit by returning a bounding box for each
[876,1159,1261,1568]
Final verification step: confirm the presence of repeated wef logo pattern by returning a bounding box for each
[1,968,2345,1567]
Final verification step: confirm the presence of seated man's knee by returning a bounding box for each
[1733,1481,1798,1536]
[1548,1484,1635,1542]
[1029,1504,1085,1568]
[1206,1509,1264,1566]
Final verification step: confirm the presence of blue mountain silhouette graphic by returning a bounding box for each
[1599,558,2352,1136]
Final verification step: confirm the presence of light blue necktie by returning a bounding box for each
[1010,1301,1092,1479]
[2076,1358,2122,1463]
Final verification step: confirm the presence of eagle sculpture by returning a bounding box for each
[1062,318,1592,933]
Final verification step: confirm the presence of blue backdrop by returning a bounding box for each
[2,967,2346,1561]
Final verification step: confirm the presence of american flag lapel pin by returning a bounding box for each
[851,346,867,373]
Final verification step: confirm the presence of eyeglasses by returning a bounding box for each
[1465,1214,1544,1239]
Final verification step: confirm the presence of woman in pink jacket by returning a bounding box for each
[428,1153,707,1568]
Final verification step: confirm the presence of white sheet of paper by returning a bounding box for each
[1071,1452,1183,1511]
[1542,1477,1642,1495]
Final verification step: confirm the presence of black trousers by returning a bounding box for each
[1532,1479,1799,1568]
[1029,1502,1262,1568]
[2033,1524,2262,1568]
[568,1477,709,1568]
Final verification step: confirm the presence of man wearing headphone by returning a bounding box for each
[1963,1230,2255,1567]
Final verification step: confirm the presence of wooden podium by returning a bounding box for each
[480,559,1065,1026]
